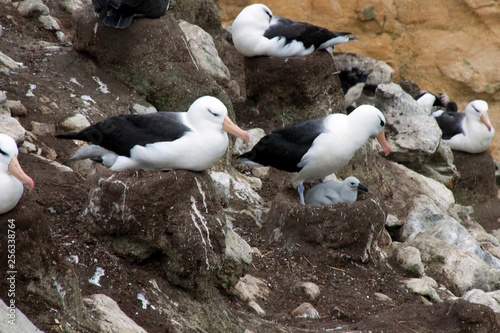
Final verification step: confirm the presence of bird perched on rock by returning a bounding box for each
[57,96,250,171]
[237,105,390,205]
[0,134,35,214]
[339,67,372,111]
[305,176,368,206]
[432,100,494,153]
[92,0,170,29]
[231,3,358,58]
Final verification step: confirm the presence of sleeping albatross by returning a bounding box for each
[432,100,494,153]
[92,0,169,29]
[57,96,250,171]
[0,134,35,214]
[305,176,368,206]
[237,105,390,204]
[231,3,358,58]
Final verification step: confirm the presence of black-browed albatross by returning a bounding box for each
[432,99,494,153]
[92,0,170,29]
[231,3,358,58]
[57,96,250,171]
[0,133,35,214]
[237,105,390,205]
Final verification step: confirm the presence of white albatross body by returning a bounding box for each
[58,96,250,171]
[305,176,368,206]
[238,105,391,204]
[0,134,35,214]
[432,100,494,153]
[231,4,357,58]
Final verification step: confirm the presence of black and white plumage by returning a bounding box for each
[0,134,34,214]
[57,96,250,171]
[415,92,457,115]
[92,0,169,29]
[237,105,390,204]
[339,67,372,111]
[432,100,494,153]
[231,4,358,58]
[305,176,368,206]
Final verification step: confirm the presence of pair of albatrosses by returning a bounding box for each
[59,98,390,205]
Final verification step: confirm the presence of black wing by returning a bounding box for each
[238,117,325,172]
[433,112,465,140]
[264,16,352,50]
[93,0,168,18]
[57,112,191,157]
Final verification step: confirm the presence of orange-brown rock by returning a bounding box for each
[220,0,500,159]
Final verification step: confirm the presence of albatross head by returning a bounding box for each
[188,96,250,143]
[348,105,391,156]
[0,133,34,191]
[465,100,493,132]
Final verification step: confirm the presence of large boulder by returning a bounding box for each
[81,167,250,297]
[263,193,387,263]
[72,7,229,112]
[243,52,345,129]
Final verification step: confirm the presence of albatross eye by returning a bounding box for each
[472,106,481,113]
[0,149,7,156]
[207,108,219,117]
[379,117,385,127]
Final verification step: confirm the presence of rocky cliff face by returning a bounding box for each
[220,0,500,159]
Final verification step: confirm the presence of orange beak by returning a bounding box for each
[480,113,493,132]
[222,115,250,142]
[9,156,34,191]
[376,130,391,156]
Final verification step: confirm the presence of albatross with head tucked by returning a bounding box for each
[237,105,390,204]
[231,3,358,58]
[0,133,35,214]
[57,96,250,171]
[432,99,494,153]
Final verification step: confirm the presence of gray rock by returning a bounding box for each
[0,51,24,71]
[293,282,321,301]
[38,14,60,31]
[217,227,253,292]
[0,299,44,332]
[404,277,442,303]
[60,113,91,132]
[401,195,500,270]
[461,289,500,313]
[234,274,270,302]
[178,20,231,81]
[406,234,500,296]
[83,294,148,332]
[17,0,49,17]
[396,246,424,277]
[291,302,320,319]
[131,103,157,114]
[375,83,442,166]
[30,121,56,136]
[333,53,395,87]
[0,91,9,115]
[8,100,28,116]
[60,0,86,13]
[0,115,26,143]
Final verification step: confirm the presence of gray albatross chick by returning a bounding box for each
[305,176,368,206]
